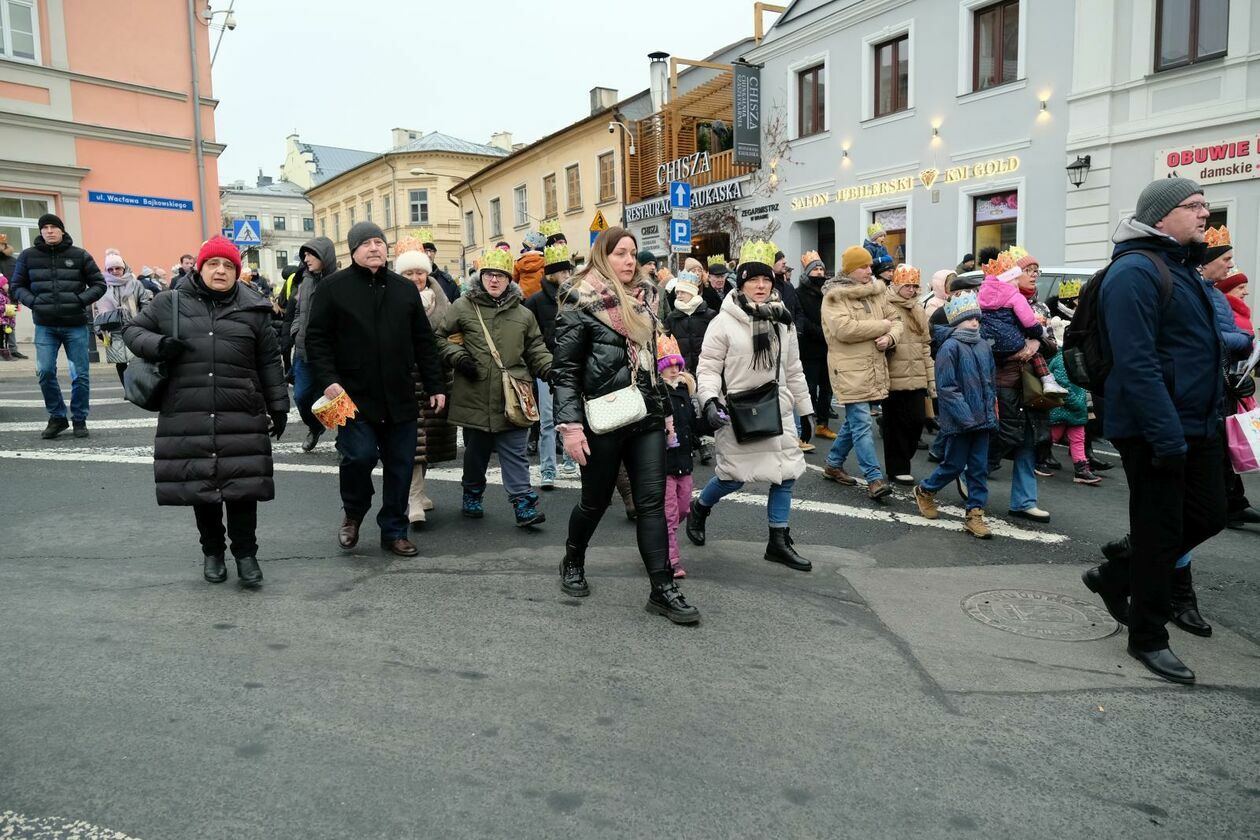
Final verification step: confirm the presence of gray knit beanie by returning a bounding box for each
[348,221,387,255]
[1134,177,1203,226]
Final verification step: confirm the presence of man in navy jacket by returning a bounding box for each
[1083,177,1227,685]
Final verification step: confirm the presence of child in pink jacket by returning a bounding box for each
[977,250,1067,396]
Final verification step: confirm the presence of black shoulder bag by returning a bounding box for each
[124,289,179,411]
[723,326,784,443]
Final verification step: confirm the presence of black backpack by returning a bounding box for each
[1062,250,1172,396]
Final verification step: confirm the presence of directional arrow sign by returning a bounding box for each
[669,181,691,210]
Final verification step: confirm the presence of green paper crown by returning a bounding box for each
[738,240,778,268]
[480,249,514,275]
[540,218,563,237]
[544,243,571,266]
[707,253,727,267]
[413,228,435,243]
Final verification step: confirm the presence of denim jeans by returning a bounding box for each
[535,378,556,475]
[35,324,91,421]
[826,401,882,482]
[1008,443,1039,512]
[291,356,322,435]
[699,476,797,527]
[920,431,989,510]
[335,417,418,541]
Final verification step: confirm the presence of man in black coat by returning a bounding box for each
[305,222,448,557]
[9,213,106,438]
[796,254,833,437]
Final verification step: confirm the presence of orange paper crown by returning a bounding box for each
[891,264,921,286]
[1204,226,1231,248]
[800,250,822,269]
[981,251,1020,282]
[396,236,425,255]
[311,391,358,430]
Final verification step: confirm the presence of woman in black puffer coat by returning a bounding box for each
[123,237,288,588]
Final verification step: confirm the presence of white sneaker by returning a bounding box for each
[1041,377,1069,396]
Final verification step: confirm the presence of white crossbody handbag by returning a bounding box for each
[583,345,649,434]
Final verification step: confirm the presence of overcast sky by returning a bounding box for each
[211,0,753,185]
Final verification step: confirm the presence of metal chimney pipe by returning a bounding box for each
[648,51,670,113]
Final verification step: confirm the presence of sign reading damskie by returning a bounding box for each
[1155,136,1260,187]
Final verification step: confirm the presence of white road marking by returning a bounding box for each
[0,447,1067,543]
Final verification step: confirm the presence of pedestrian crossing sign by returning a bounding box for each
[232,219,262,246]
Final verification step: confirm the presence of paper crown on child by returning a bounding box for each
[891,264,921,286]
[738,239,778,269]
[1204,225,1231,248]
[543,243,572,274]
[539,218,563,238]
[412,228,435,244]
[673,270,700,296]
[523,230,546,251]
[981,250,1023,283]
[867,223,884,238]
[479,248,514,275]
[707,253,727,268]
[945,291,982,326]
[1057,279,1083,300]
[656,334,685,371]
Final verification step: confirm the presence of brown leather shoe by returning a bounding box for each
[867,479,892,499]
[822,465,858,485]
[338,517,360,549]
[382,537,419,557]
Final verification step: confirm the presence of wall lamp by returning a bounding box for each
[1066,155,1092,188]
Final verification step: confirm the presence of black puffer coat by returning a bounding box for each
[10,233,105,326]
[523,276,561,352]
[123,278,288,506]
[552,275,668,430]
[663,302,715,375]
[795,276,828,361]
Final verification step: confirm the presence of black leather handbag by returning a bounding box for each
[723,329,784,444]
[124,289,179,411]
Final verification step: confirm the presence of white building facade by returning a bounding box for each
[1065,0,1260,291]
[218,177,314,283]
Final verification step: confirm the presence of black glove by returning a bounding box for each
[1151,452,1186,475]
[1229,372,1256,400]
[800,414,814,443]
[455,356,480,380]
[158,336,194,360]
[703,399,729,430]
[268,410,287,440]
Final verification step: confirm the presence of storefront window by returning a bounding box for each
[873,207,907,263]
[0,193,50,250]
[973,190,1018,256]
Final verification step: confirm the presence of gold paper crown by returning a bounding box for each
[707,253,727,268]
[540,218,562,238]
[981,251,1017,278]
[1057,279,1083,299]
[480,249,514,275]
[656,334,682,360]
[543,243,571,266]
[412,228,435,244]
[738,239,778,268]
[396,236,425,255]
[891,264,921,286]
[800,250,822,269]
[1205,226,1231,248]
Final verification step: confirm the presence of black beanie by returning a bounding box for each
[347,221,387,255]
[38,213,65,233]
[736,262,774,288]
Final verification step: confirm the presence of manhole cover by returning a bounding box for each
[961,589,1119,641]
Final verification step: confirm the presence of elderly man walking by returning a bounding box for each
[305,222,448,557]
[9,213,106,439]
[1082,177,1228,684]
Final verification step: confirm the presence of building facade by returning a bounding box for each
[0,0,221,272]
[305,129,508,275]
[747,0,1074,275]
[1065,0,1260,293]
[219,175,314,281]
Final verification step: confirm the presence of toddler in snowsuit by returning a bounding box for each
[658,335,700,578]
[977,250,1067,396]
[1047,352,1102,485]
[0,274,15,361]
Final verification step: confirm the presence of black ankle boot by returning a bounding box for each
[685,498,711,546]
[203,553,227,583]
[559,543,589,597]
[765,527,811,572]
[235,556,263,588]
[1100,535,1132,562]
[1170,566,1212,637]
[646,581,700,624]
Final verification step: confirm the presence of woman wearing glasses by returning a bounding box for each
[94,249,153,385]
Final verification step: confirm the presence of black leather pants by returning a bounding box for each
[567,424,672,586]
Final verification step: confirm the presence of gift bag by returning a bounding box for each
[1226,407,1260,474]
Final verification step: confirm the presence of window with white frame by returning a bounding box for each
[597,153,616,203]
[272,215,287,231]
[489,198,502,237]
[364,200,373,223]
[565,165,581,211]
[383,196,392,229]
[333,212,340,241]
[513,185,528,227]
[275,249,289,270]
[464,211,475,246]
[409,189,428,224]
[873,35,910,118]
[303,216,315,232]
[973,0,1019,91]
[0,193,50,251]
[797,64,825,137]
[348,206,356,226]
[1155,0,1228,72]
[0,1,39,62]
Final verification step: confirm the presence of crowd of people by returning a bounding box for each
[2,175,1255,679]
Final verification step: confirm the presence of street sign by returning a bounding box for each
[88,190,194,212]
[221,228,233,239]
[590,230,599,247]
[671,208,690,221]
[669,181,691,210]
[669,217,692,254]
[232,219,262,246]
[589,209,609,232]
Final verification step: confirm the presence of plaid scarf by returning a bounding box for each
[735,291,793,370]
[562,270,660,355]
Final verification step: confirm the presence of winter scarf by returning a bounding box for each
[735,290,793,370]
[674,292,704,315]
[563,269,660,347]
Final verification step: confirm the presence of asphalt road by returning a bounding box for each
[2,362,1258,839]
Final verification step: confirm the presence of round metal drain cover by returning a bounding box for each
[962,589,1119,641]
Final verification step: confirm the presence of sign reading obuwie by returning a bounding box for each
[1155,135,1259,186]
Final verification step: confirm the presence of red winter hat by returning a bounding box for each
[196,235,242,274]
[1216,272,1248,295]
